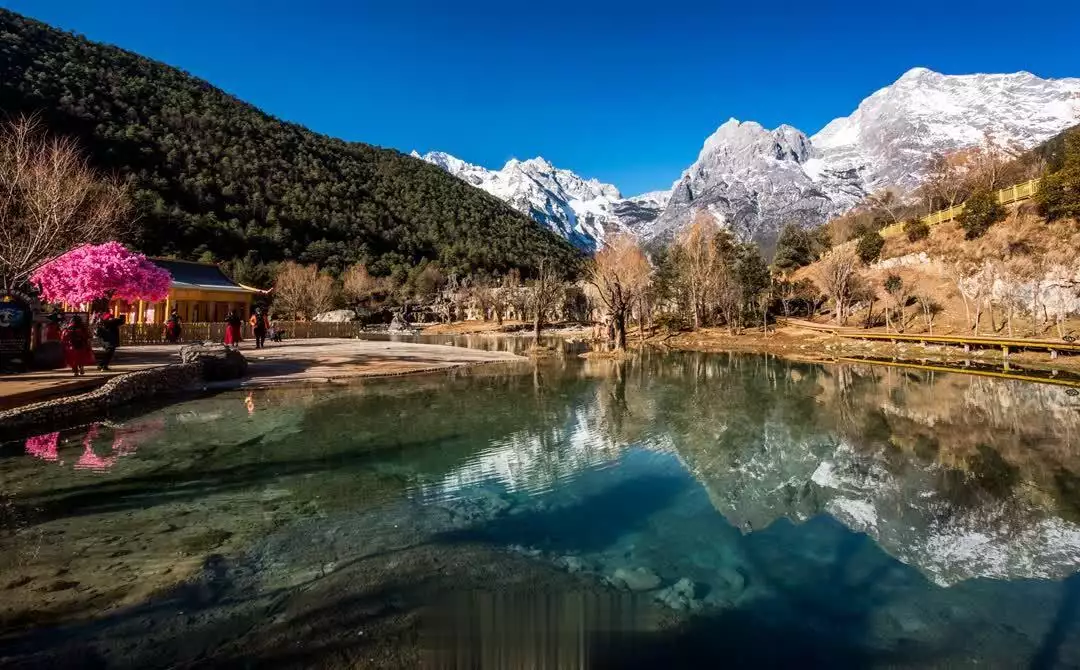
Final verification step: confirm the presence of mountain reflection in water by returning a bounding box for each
[3,350,1080,667]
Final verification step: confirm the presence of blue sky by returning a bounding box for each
[5,0,1079,195]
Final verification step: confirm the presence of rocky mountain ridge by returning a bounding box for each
[418,68,1080,251]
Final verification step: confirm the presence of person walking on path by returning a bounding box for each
[224,309,243,349]
[95,312,125,371]
[61,315,95,376]
[249,307,269,349]
[164,309,182,344]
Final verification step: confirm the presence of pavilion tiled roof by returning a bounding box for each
[150,259,256,294]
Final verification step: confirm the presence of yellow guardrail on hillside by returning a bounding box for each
[880,178,1040,237]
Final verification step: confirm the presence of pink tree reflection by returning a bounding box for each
[25,432,60,461]
[23,417,166,473]
[74,424,110,471]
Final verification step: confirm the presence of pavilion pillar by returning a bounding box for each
[137,300,145,324]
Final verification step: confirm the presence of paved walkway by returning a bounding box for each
[0,348,178,410]
[0,338,524,409]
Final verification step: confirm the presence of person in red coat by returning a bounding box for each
[61,315,95,376]
[224,309,243,349]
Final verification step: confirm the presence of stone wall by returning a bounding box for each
[0,363,203,433]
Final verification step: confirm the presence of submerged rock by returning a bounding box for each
[654,577,701,611]
[610,567,661,592]
[717,566,747,595]
[555,555,587,573]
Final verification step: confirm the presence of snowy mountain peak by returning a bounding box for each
[414,68,1080,252]
[647,68,1080,247]
[811,69,1080,190]
[413,150,635,250]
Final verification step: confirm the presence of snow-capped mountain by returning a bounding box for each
[411,150,650,251]
[813,68,1080,191]
[648,119,865,248]
[416,68,1080,251]
[649,68,1080,246]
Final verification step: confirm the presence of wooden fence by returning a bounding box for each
[118,321,365,345]
[881,178,1040,237]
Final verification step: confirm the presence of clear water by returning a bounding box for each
[4,348,1080,667]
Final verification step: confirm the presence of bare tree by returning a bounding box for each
[528,258,564,344]
[675,211,724,330]
[308,272,336,318]
[813,247,860,325]
[0,116,132,289]
[867,188,907,224]
[273,261,335,320]
[342,263,384,308]
[968,137,1020,192]
[589,234,651,350]
[490,286,508,325]
[915,293,942,334]
[470,279,494,321]
[921,151,968,211]
[883,273,907,333]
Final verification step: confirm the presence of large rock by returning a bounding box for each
[179,344,248,381]
[314,309,356,323]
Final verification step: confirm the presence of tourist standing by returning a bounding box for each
[224,309,243,349]
[61,315,94,377]
[95,312,125,371]
[249,307,268,349]
[164,309,182,344]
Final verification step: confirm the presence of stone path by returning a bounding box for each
[0,338,524,409]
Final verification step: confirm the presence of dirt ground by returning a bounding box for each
[0,339,526,410]
[236,338,524,386]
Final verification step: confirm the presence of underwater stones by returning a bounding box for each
[446,489,513,523]
[653,577,701,611]
[717,566,747,595]
[610,567,661,592]
[508,544,542,558]
[555,555,587,573]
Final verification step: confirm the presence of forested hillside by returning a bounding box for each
[0,10,581,284]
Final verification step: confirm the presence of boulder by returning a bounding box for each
[313,309,356,323]
[180,344,248,381]
[610,567,661,592]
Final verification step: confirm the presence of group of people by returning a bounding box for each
[165,306,275,349]
[59,312,124,377]
[224,307,272,350]
[57,306,276,377]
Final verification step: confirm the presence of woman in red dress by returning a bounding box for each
[61,315,95,376]
[224,309,243,349]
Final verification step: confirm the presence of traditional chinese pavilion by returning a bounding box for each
[104,259,263,324]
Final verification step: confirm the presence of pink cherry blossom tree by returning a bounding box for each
[30,241,172,305]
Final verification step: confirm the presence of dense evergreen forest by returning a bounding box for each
[0,9,582,286]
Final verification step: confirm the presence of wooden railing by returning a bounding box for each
[881,178,1040,237]
[117,321,365,345]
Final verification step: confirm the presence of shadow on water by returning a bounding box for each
[8,432,457,525]
[434,473,689,554]
[1033,572,1080,670]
